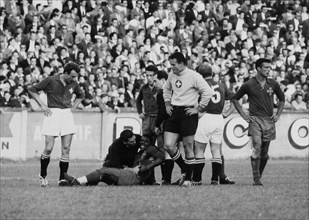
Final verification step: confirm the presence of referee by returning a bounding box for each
[29,62,85,187]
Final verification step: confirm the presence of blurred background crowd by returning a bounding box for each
[0,0,308,112]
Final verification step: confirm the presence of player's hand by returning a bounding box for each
[132,166,140,174]
[41,105,52,117]
[166,105,173,116]
[139,113,145,119]
[243,115,253,123]
[154,127,160,135]
[271,114,280,122]
[185,107,198,116]
[138,165,149,175]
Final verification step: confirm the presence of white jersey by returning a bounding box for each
[163,67,213,109]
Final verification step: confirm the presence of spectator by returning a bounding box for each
[291,93,307,111]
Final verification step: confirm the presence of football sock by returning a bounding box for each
[77,176,88,185]
[40,154,50,178]
[184,158,195,181]
[161,159,174,182]
[59,157,69,180]
[211,158,222,181]
[85,170,103,185]
[171,149,187,174]
[192,157,205,182]
[219,155,227,179]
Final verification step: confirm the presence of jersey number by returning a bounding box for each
[211,85,221,104]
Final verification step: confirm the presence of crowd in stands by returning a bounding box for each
[0,0,308,112]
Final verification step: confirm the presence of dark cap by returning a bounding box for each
[197,63,213,78]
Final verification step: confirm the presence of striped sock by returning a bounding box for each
[40,154,50,178]
[184,158,195,181]
[171,149,187,174]
[193,157,205,182]
[59,157,69,180]
[211,158,222,182]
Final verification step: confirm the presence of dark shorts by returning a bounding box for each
[142,115,157,136]
[248,116,276,141]
[164,106,198,137]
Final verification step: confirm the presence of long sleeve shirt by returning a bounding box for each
[163,67,213,109]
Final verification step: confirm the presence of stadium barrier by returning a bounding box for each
[0,108,308,160]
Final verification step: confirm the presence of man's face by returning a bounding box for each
[140,136,150,150]
[126,135,136,147]
[153,74,164,89]
[258,62,271,77]
[146,71,155,85]
[170,58,184,75]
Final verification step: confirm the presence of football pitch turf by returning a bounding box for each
[0,159,308,220]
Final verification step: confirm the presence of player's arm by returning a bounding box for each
[223,84,236,118]
[271,82,285,122]
[139,146,165,173]
[163,76,173,115]
[28,78,51,115]
[71,84,85,111]
[196,74,213,111]
[136,86,145,119]
[231,83,252,123]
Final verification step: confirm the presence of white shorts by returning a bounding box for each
[194,113,224,144]
[41,108,76,137]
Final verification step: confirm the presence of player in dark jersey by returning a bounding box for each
[231,58,285,186]
[28,62,84,187]
[194,64,236,185]
[153,70,175,185]
[63,134,165,186]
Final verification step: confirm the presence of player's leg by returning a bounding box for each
[164,131,186,175]
[157,132,174,185]
[39,135,56,187]
[260,141,270,178]
[182,135,195,186]
[59,134,73,186]
[192,140,207,185]
[219,145,235,184]
[250,135,263,186]
[64,167,122,186]
[209,142,222,185]
[179,112,199,186]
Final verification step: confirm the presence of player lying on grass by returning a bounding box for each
[64,135,165,186]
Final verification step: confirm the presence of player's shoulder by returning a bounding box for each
[266,78,279,86]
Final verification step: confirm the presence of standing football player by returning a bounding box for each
[231,58,285,186]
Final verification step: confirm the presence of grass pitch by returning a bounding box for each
[0,159,308,220]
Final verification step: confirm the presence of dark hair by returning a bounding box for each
[145,65,158,73]
[155,70,168,80]
[169,52,187,65]
[64,62,80,74]
[255,58,271,70]
[120,129,134,142]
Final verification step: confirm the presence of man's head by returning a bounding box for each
[197,63,212,78]
[255,58,271,77]
[153,70,168,89]
[145,65,158,86]
[63,62,80,83]
[140,135,151,150]
[120,129,136,147]
[169,52,187,75]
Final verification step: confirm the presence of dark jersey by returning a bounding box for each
[136,84,160,115]
[155,89,169,127]
[29,75,84,109]
[133,145,165,179]
[103,134,142,169]
[232,77,285,117]
[203,79,234,114]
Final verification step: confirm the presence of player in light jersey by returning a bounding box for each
[163,52,213,186]
[194,64,236,185]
